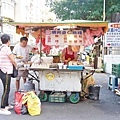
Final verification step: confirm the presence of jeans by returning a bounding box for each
[0,70,11,108]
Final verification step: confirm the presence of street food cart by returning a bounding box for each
[8,20,108,103]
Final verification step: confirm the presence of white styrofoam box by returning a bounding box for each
[104,55,120,74]
[41,57,53,64]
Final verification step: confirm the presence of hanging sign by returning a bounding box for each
[105,23,120,47]
[45,30,83,46]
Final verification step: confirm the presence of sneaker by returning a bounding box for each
[0,109,11,115]
[5,105,13,110]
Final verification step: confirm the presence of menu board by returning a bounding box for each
[45,30,83,46]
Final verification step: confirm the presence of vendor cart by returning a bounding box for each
[30,67,83,103]
[8,20,108,103]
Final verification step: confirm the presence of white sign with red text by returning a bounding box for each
[105,23,120,47]
[45,30,83,46]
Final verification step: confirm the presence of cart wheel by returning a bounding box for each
[69,93,80,104]
[38,92,48,102]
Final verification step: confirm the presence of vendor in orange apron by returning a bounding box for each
[61,45,78,64]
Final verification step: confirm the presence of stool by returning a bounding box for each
[108,75,118,91]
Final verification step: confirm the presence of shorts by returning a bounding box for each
[16,70,28,80]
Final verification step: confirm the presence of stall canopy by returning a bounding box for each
[7,20,108,31]
[7,20,108,53]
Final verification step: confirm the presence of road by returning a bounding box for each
[0,73,120,120]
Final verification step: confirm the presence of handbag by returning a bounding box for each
[11,65,18,78]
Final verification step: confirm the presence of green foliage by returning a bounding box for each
[46,0,120,21]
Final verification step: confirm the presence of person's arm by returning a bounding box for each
[12,45,17,55]
[73,52,78,61]
[61,49,67,62]
[8,54,17,68]
[61,49,65,61]
[7,47,17,68]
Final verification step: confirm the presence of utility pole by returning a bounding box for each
[102,0,106,71]
[103,0,106,21]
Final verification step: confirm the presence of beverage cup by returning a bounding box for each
[63,65,67,69]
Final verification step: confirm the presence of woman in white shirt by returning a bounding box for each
[0,34,17,115]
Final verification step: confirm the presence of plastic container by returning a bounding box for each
[58,63,64,69]
[68,65,84,70]
[41,57,53,64]
[112,64,120,77]
[112,64,120,70]
[63,65,67,69]
[49,93,66,103]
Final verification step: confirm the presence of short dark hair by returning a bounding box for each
[20,37,28,42]
[1,34,10,44]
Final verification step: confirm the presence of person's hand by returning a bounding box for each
[28,61,33,65]
[64,60,69,63]
[68,58,71,62]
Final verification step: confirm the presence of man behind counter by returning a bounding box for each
[61,45,78,64]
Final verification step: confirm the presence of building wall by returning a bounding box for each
[0,0,57,44]
[1,0,15,20]
[111,47,120,55]
[14,0,44,44]
[2,23,16,43]
[15,0,43,22]
[0,0,16,44]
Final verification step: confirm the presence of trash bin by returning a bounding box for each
[88,85,100,100]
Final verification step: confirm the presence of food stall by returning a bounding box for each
[8,20,108,103]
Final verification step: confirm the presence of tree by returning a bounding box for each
[45,0,120,21]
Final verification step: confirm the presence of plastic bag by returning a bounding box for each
[22,91,41,116]
[21,105,28,115]
[14,91,28,115]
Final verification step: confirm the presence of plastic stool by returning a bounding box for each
[108,75,118,91]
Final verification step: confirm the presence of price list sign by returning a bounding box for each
[45,30,83,46]
[105,23,120,47]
